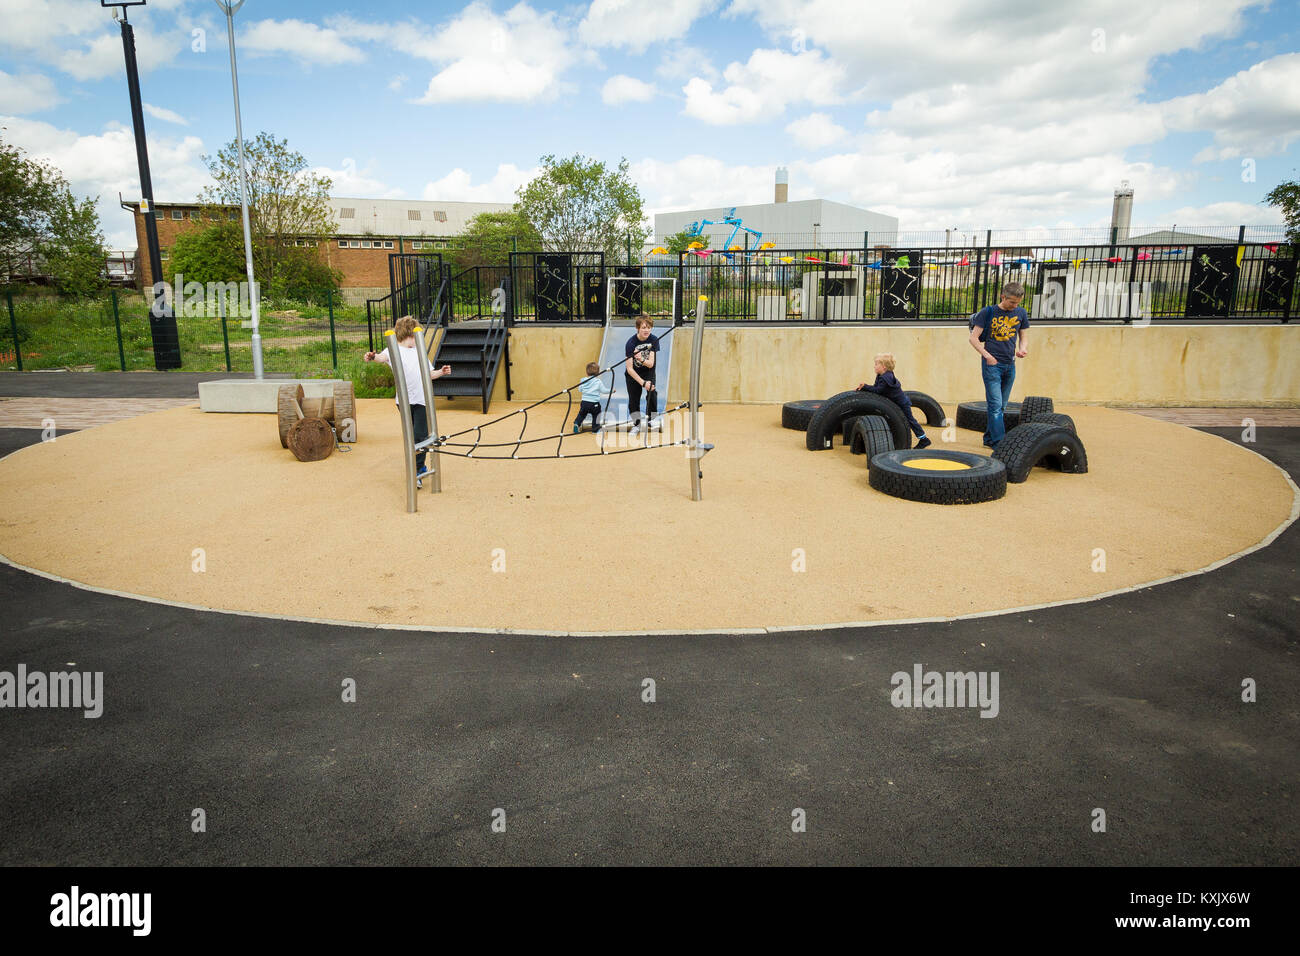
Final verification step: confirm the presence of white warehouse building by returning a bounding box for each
[653,168,900,250]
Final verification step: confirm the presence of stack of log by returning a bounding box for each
[277,382,357,461]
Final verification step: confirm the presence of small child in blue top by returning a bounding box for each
[573,361,611,433]
[857,352,931,449]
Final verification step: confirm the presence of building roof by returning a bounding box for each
[1119,229,1235,245]
[134,196,514,237]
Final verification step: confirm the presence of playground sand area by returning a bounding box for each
[0,401,1293,634]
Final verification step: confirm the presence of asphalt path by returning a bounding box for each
[0,425,1295,865]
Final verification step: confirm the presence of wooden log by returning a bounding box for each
[287,417,335,461]
[277,384,305,449]
[301,396,336,421]
[332,381,357,442]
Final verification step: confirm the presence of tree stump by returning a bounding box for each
[277,384,305,448]
[332,381,357,442]
[287,418,335,461]
[300,395,336,421]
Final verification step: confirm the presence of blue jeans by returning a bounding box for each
[981,361,1016,445]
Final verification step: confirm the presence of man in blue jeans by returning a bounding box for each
[968,282,1030,447]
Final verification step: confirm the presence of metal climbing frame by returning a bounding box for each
[386,298,713,511]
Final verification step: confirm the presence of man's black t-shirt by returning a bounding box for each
[626,332,660,376]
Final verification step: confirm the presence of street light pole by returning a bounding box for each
[215,0,263,378]
[103,0,181,369]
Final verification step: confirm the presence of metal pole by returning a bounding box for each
[112,290,126,370]
[115,9,181,369]
[687,295,709,501]
[328,287,337,368]
[218,292,231,371]
[6,291,22,371]
[386,329,418,513]
[216,0,263,379]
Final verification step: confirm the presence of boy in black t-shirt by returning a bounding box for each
[968,282,1030,447]
[625,317,660,433]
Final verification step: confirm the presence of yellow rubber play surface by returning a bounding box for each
[0,401,1293,634]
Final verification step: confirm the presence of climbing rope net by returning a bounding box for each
[421,322,694,461]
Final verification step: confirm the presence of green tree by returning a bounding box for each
[168,221,246,288]
[199,132,337,296]
[0,132,106,296]
[660,228,698,254]
[451,210,540,267]
[513,154,648,263]
[1262,179,1299,245]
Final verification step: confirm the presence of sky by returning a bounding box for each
[1,0,1297,251]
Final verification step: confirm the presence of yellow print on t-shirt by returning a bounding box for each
[990,314,1020,342]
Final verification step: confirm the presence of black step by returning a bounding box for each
[434,381,487,396]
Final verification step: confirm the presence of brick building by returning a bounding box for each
[123,196,512,303]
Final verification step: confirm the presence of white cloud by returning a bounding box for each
[656,45,719,83]
[58,27,186,80]
[579,0,718,54]
[602,74,656,105]
[1162,53,1300,160]
[785,112,846,149]
[0,0,103,52]
[239,19,365,66]
[682,49,845,124]
[144,103,188,126]
[309,158,403,199]
[330,4,575,104]
[422,163,536,203]
[0,114,210,250]
[0,71,62,113]
[1163,201,1284,227]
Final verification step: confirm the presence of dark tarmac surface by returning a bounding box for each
[0,370,290,399]
[0,424,1295,866]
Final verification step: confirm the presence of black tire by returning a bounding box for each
[851,417,896,460]
[868,450,1007,504]
[806,391,911,452]
[991,422,1089,483]
[1034,412,1076,435]
[782,400,824,431]
[842,415,867,447]
[904,390,947,427]
[955,400,1022,432]
[1019,395,1055,424]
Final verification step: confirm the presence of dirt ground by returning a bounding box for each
[0,400,1293,634]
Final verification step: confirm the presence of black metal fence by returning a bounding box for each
[386,240,1297,327]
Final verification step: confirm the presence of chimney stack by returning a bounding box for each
[775,166,789,203]
[1111,180,1133,242]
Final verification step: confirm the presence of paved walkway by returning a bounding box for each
[0,397,196,429]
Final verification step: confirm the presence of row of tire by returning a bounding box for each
[781,392,1089,504]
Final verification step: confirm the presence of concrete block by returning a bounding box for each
[199,378,348,413]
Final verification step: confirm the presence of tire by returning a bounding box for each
[868,449,1007,504]
[806,391,912,452]
[851,416,896,460]
[1034,412,1076,435]
[1019,395,1055,424]
[991,422,1089,483]
[955,400,1021,432]
[782,399,824,431]
[842,415,867,447]
[904,390,947,427]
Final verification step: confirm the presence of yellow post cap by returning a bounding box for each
[698,295,708,302]
[383,329,394,336]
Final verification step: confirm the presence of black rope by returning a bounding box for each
[440,322,683,441]
[427,439,691,460]
[436,401,692,449]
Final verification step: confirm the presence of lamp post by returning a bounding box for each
[214,0,263,378]
[102,0,181,369]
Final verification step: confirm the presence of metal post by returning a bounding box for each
[687,295,709,501]
[385,329,419,513]
[6,291,22,371]
[218,292,231,371]
[327,287,337,368]
[216,0,263,379]
[411,325,441,493]
[112,289,126,371]
[110,4,181,369]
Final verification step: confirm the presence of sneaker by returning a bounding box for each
[416,478,423,489]
[649,417,663,431]
[572,424,580,434]
[915,436,932,449]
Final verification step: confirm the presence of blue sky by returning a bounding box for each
[1,0,1297,250]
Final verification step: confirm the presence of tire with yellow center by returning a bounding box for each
[867,449,1007,504]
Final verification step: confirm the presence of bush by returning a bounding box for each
[358,360,394,397]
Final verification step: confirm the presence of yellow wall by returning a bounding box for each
[491,325,1300,406]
